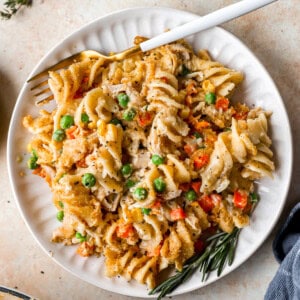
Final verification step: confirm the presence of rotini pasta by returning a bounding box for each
[23,37,274,288]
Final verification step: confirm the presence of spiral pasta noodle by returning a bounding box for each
[23,37,274,288]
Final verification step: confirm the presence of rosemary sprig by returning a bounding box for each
[0,0,32,20]
[149,227,241,299]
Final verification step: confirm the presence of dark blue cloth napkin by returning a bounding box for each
[265,202,300,300]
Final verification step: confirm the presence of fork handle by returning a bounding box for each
[140,0,278,52]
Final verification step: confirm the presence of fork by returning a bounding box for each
[29,0,277,105]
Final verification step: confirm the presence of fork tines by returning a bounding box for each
[31,79,54,106]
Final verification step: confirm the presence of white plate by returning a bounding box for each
[7,7,292,298]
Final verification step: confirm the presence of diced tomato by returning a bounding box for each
[170,208,186,221]
[191,181,202,195]
[74,88,84,99]
[137,111,153,127]
[66,125,77,139]
[194,239,205,253]
[198,195,214,213]
[179,183,190,192]
[116,223,135,239]
[233,189,248,209]
[194,154,210,169]
[215,97,230,111]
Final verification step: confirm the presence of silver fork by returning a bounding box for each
[28,0,277,105]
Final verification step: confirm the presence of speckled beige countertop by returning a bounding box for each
[0,0,299,299]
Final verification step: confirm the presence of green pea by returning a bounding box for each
[27,156,38,169]
[117,93,130,108]
[153,177,166,193]
[141,208,152,215]
[52,129,66,142]
[134,187,148,200]
[32,149,38,159]
[82,173,96,188]
[109,118,122,126]
[185,189,197,201]
[81,113,89,123]
[60,115,74,129]
[75,232,87,242]
[205,92,216,105]
[121,164,132,177]
[151,154,164,166]
[250,192,259,203]
[58,201,64,208]
[56,210,64,222]
[123,108,136,121]
[125,179,136,188]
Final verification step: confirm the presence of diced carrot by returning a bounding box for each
[76,242,94,257]
[76,157,88,168]
[33,167,51,185]
[151,200,162,215]
[147,244,162,257]
[186,81,197,96]
[204,132,217,146]
[198,195,214,213]
[137,111,153,127]
[191,181,202,195]
[82,76,89,83]
[185,95,193,106]
[233,104,249,120]
[195,121,210,131]
[151,200,162,209]
[233,189,248,209]
[66,125,77,139]
[170,208,186,221]
[116,223,135,239]
[194,154,210,169]
[184,144,196,156]
[160,76,168,83]
[190,201,200,207]
[215,97,230,111]
[32,166,42,175]
[233,111,248,120]
[194,239,205,253]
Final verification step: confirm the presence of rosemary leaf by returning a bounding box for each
[0,0,32,20]
[149,227,241,299]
